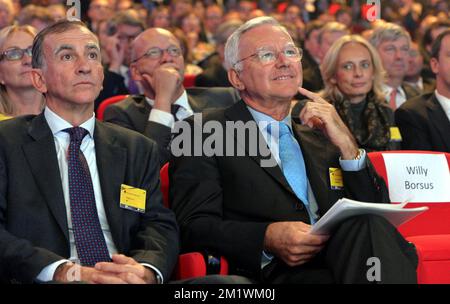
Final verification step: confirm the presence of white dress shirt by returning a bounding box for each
[435,89,450,122]
[147,90,194,129]
[37,107,163,283]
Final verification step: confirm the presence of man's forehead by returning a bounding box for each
[139,30,179,49]
[240,25,293,49]
[45,29,99,50]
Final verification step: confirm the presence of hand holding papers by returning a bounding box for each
[310,198,428,235]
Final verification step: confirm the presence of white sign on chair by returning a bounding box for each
[383,153,450,203]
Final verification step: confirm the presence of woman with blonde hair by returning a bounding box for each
[0,25,44,120]
[293,34,400,151]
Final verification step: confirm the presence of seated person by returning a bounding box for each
[103,27,240,165]
[0,25,44,119]
[170,17,418,284]
[0,20,247,285]
[292,35,401,152]
[396,30,450,152]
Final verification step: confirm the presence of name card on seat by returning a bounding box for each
[382,153,450,203]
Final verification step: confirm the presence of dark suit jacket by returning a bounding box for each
[402,82,421,101]
[395,92,450,152]
[169,100,389,278]
[195,58,231,88]
[0,114,179,283]
[296,53,324,94]
[103,87,240,165]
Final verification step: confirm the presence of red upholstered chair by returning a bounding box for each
[160,163,229,280]
[183,74,196,88]
[368,151,450,283]
[96,95,129,121]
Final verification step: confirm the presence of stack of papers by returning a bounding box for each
[310,198,428,235]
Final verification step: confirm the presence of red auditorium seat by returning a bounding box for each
[160,162,229,280]
[368,150,450,283]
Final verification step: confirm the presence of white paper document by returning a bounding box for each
[310,198,428,235]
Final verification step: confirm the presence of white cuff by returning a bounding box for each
[141,263,164,284]
[36,259,71,282]
[149,109,175,129]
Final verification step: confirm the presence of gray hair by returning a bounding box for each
[32,20,93,69]
[214,19,243,46]
[224,16,291,72]
[368,22,411,49]
[317,21,349,45]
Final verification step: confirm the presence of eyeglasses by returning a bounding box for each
[132,46,182,63]
[234,46,303,68]
[0,46,32,61]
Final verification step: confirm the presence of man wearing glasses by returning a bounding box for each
[103,27,240,165]
[170,17,418,284]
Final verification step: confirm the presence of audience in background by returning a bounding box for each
[293,35,401,152]
[0,25,43,119]
[396,30,450,152]
[404,41,435,93]
[103,27,239,165]
[369,22,420,110]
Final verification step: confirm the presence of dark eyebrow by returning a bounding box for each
[86,43,100,52]
[54,44,74,55]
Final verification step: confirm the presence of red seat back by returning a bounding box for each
[97,95,129,121]
[160,162,170,208]
[368,151,450,237]
[183,74,196,88]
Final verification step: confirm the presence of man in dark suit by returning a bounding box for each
[170,17,418,283]
[0,20,178,285]
[104,28,240,165]
[0,20,249,285]
[396,30,450,152]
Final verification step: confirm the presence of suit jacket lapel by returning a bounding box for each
[23,113,69,242]
[187,93,203,113]
[224,100,295,196]
[427,94,450,151]
[130,95,152,133]
[94,121,127,253]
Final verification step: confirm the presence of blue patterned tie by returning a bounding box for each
[64,127,111,267]
[269,122,310,209]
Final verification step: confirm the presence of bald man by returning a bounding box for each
[103,28,240,165]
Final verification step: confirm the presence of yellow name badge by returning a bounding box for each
[120,184,146,213]
[390,127,402,142]
[329,168,344,190]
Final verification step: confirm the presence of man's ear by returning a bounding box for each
[430,57,439,75]
[228,69,245,91]
[30,68,47,94]
[130,63,142,81]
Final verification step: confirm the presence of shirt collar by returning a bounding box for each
[44,106,95,138]
[246,105,292,133]
[382,84,406,99]
[145,90,191,111]
[435,89,450,116]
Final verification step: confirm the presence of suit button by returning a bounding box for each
[296,204,304,211]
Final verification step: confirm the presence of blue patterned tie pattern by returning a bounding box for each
[269,122,309,208]
[64,127,111,267]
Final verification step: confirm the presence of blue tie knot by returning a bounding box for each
[267,122,291,137]
[64,127,89,143]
